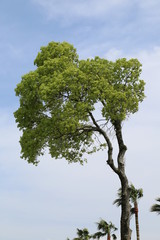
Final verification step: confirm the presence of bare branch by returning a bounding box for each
[88,111,119,174]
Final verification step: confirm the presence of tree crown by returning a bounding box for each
[14,41,145,165]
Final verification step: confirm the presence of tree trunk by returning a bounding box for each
[134,202,140,240]
[120,175,131,240]
[99,119,131,240]
[107,233,111,240]
[112,120,131,240]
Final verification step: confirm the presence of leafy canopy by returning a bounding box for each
[14,41,145,165]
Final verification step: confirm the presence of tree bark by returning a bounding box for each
[119,175,131,240]
[89,113,131,240]
[112,120,131,240]
[134,202,140,240]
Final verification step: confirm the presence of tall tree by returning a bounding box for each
[14,41,145,240]
[129,184,143,240]
[151,198,160,214]
[113,184,143,240]
[93,219,117,240]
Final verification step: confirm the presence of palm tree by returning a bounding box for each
[151,197,160,214]
[73,228,91,240]
[93,219,117,240]
[129,184,143,240]
[113,184,143,240]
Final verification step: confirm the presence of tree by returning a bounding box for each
[151,198,160,214]
[73,228,91,240]
[93,219,117,240]
[113,184,143,240]
[129,184,143,240]
[14,41,145,240]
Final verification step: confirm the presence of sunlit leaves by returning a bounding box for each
[14,41,145,164]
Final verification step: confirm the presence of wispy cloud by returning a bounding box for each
[32,0,128,20]
[32,0,160,34]
[139,0,160,11]
[138,0,160,25]
[103,48,123,61]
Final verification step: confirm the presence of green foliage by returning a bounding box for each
[73,228,91,240]
[93,219,117,239]
[69,219,117,240]
[129,184,143,204]
[96,219,117,233]
[113,188,123,207]
[112,233,117,240]
[14,41,145,165]
[151,198,160,214]
[113,184,143,215]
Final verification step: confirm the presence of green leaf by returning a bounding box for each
[14,41,145,164]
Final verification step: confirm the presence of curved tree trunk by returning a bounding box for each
[92,116,131,240]
[107,120,131,240]
[134,202,140,240]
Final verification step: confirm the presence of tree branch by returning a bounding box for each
[88,111,119,174]
[113,120,127,175]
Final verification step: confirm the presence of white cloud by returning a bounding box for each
[139,0,160,10]
[103,48,123,61]
[31,0,160,34]
[136,0,160,25]
[32,0,128,20]
[0,113,19,148]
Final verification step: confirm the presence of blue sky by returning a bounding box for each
[1,0,160,239]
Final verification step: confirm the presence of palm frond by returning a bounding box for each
[108,221,117,232]
[129,184,143,203]
[97,219,108,232]
[92,231,105,239]
[113,188,122,207]
[156,197,160,202]
[114,184,143,207]
[151,204,160,214]
[96,219,117,236]
[151,197,160,214]
[75,228,91,239]
[112,233,117,240]
[130,207,135,216]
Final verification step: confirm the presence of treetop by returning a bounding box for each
[14,41,145,165]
